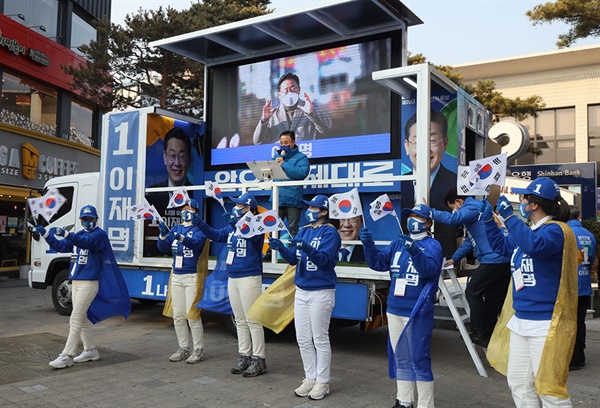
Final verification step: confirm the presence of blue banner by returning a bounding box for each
[103,111,140,262]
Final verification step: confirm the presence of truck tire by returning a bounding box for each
[52,269,72,316]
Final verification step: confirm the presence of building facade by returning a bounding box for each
[0,0,110,276]
[454,44,600,176]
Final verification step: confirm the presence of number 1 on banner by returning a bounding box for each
[114,122,133,155]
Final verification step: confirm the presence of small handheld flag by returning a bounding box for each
[251,210,287,235]
[29,188,67,223]
[235,212,256,238]
[205,181,226,210]
[167,186,190,209]
[329,188,363,219]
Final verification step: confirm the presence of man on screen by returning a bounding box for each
[402,109,457,259]
[253,72,332,145]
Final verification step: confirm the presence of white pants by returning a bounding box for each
[507,331,572,408]
[171,273,204,350]
[387,312,435,408]
[294,287,335,384]
[63,280,98,356]
[228,275,265,358]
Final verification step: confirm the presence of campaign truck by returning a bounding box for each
[29,1,531,333]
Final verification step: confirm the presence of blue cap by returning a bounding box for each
[186,199,200,212]
[512,177,560,201]
[79,205,98,219]
[301,194,329,210]
[400,203,433,220]
[230,193,257,210]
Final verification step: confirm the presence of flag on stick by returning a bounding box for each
[234,212,256,238]
[205,181,226,209]
[29,188,67,223]
[329,188,363,219]
[369,194,397,221]
[252,210,287,235]
[129,199,164,223]
[456,153,507,196]
[167,186,190,209]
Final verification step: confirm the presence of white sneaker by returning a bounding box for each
[308,382,330,400]
[74,349,100,363]
[169,347,191,362]
[294,378,316,397]
[185,348,204,364]
[49,353,74,369]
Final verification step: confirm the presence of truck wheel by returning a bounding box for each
[52,269,72,316]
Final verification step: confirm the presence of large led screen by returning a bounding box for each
[209,38,393,167]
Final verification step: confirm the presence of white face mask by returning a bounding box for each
[280,92,299,107]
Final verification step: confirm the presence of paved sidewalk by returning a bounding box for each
[0,278,598,407]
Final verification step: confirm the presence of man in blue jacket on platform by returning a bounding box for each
[272,130,310,238]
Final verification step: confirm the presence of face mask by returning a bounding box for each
[81,219,96,231]
[407,217,428,234]
[280,92,299,107]
[519,203,535,219]
[181,210,192,222]
[233,207,245,218]
[306,209,322,223]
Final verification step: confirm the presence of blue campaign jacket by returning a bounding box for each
[278,223,341,290]
[432,197,509,264]
[364,235,443,317]
[567,219,597,296]
[485,216,565,321]
[271,146,309,208]
[195,219,264,279]
[44,227,130,324]
[157,224,207,274]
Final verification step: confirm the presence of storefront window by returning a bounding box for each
[71,13,97,56]
[70,99,94,146]
[0,197,28,272]
[0,72,58,137]
[4,0,59,41]
[589,104,600,163]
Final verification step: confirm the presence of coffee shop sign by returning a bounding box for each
[0,142,79,182]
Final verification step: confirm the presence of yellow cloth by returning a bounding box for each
[146,114,175,147]
[162,241,211,320]
[486,221,578,399]
[246,264,296,333]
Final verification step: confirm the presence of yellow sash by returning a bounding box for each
[247,264,297,333]
[162,240,211,320]
[486,221,578,399]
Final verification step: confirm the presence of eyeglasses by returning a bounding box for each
[166,154,188,164]
[279,85,299,94]
[407,137,445,148]
[519,194,530,202]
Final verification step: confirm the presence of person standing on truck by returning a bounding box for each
[35,205,130,369]
[253,72,332,144]
[268,195,341,401]
[483,178,577,407]
[358,204,443,408]
[566,205,596,371]
[272,130,310,238]
[192,193,267,377]
[157,199,207,364]
[432,187,511,348]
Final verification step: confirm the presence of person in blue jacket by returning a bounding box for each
[268,194,341,401]
[157,199,207,364]
[566,205,597,371]
[192,193,267,377]
[272,130,310,238]
[35,205,130,369]
[432,187,511,347]
[482,177,576,407]
[359,204,443,408]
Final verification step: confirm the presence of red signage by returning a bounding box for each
[0,15,88,93]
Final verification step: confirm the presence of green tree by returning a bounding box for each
[64,1,272,115]
[527,0,600,48]
[407,53,545,121]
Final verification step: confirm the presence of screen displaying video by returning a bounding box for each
[209,37,393,167]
